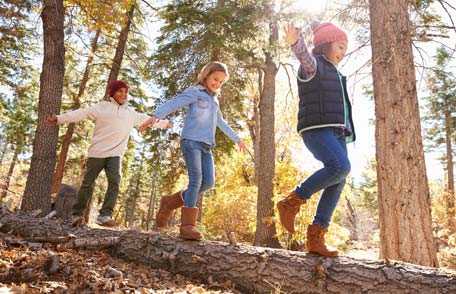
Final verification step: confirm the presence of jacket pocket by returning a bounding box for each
[197,98,209,109]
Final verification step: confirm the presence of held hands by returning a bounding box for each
[139,116,158,133]
[284,23,301,46]
[139,116,172,133]
[46,114,58,126]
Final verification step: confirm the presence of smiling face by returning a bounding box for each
[112,87,128,105]
[326,40,348,65]
[204,71,227,93]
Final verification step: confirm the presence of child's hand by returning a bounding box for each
[284,23,301,46]
[154,119,172,129]
[46,114,58,126]
[237,140,247,153]
[139,116,158,133]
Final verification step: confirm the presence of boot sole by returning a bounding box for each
[96,220,117,227]
[307,251,338,257]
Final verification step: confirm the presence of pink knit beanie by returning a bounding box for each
[311,21,348,47]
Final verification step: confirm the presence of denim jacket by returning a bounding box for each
[154,85,240,146]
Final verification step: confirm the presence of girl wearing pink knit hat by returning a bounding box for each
[277,22,356,257]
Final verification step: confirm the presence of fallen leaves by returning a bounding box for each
[0,233,238,293]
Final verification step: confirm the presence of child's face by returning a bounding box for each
[326,40,348,65]
[113,87,128,105]
[205,71,227,93]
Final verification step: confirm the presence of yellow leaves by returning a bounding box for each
[65,0,134,32]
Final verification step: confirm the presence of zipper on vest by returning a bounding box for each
[337,71,348,129]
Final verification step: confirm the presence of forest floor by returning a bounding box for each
[0,231,238,294]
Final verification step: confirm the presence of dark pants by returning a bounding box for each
[295,128,351,228]
[72,157,121,217]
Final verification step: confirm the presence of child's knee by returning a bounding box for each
[200,176,215,192]
[107,173,121,185]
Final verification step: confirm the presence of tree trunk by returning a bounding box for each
[344,194,359,241]
[1,208,456,294]
[145,175,157,230]
[103,4,135,99]
[51,29,101,194]
[0,145,19,199]
[21,0,65,214]
[254,4,281,248]
[444,108,456,232]
[247,69,262,185]
[125,150,145,226]
[369,0,438,266]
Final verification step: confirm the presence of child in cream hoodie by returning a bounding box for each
[47,80,168,226]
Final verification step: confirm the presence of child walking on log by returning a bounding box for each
[277,22,356,257]
[140,62,246,240]
[47,80,169,227]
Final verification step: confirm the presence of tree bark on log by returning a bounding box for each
[1,208,455,293]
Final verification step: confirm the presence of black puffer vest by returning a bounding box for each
[297,55,356,142]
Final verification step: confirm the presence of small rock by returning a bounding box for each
[105,266,123,279]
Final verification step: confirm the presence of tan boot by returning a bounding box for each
[179,207,202,240]
[306,224,338,257]
[155,191,184,228]
[277,191,306,234]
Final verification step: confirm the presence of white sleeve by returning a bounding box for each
[133,111,151,127]
[56,104,98,124]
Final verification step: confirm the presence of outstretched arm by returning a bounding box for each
[217,109,240,143]
[47,105,97,125]
[285,23,317,80]
[154,87,199,119]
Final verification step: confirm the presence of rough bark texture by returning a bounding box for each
[21,0,65,214]
[1,208,455,293]
[254,4,280,248]
[51,29,101,194]
[369,0,438,267]
[103,5,135,99]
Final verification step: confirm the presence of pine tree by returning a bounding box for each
[424,46,456,233]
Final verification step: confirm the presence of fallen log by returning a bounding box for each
[1,207,455,293]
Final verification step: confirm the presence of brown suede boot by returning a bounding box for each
[155,191,184,228]
[179,207,202,240]
[277,191,306,234]
[306,224,338,257]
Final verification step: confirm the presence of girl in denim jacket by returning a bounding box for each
[140,62,245,240]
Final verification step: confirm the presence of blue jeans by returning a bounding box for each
[295,127,351,228]
[181,139,215,207]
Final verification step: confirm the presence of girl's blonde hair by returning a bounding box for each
[197,62,230,85]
